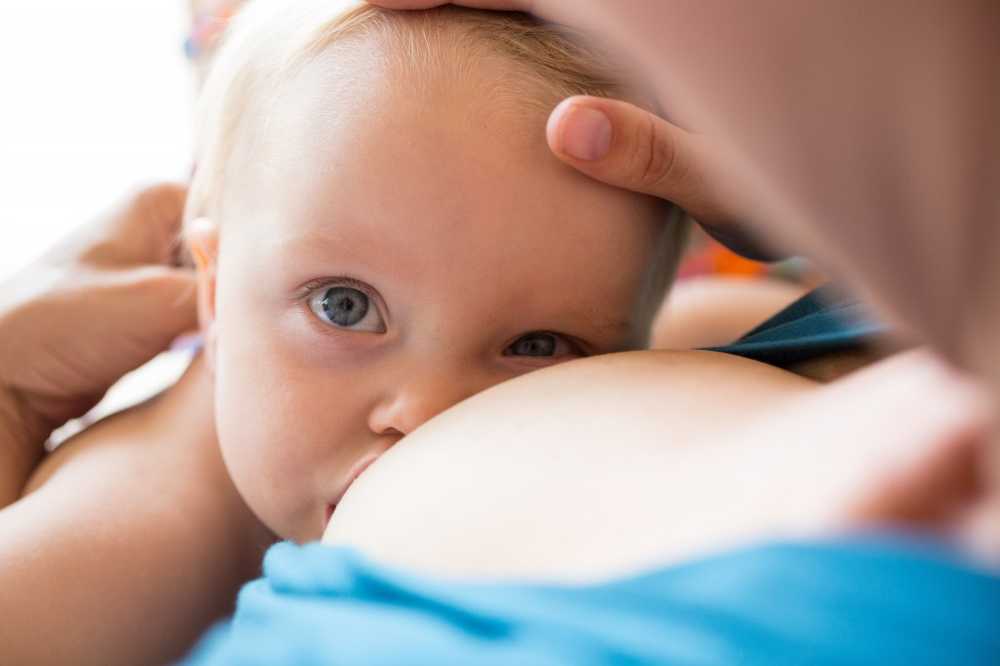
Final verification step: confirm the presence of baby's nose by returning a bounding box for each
[367,371,483,437]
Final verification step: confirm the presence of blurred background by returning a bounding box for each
[0,1,193,280]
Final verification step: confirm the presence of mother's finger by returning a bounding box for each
[546,96,739,230]
[45,183,189,269]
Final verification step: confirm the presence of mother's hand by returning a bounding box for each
[0,183,196,501]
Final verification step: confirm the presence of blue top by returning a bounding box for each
[182,537,1000,665]
[709,285,885,368]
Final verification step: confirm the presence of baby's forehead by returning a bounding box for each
[228,30,567,223]
[195,4,640,226]
[242,51,653,250]
[254,25,563,143]
[228,8,630,171]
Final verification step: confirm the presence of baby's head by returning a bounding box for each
[186,0,688,541]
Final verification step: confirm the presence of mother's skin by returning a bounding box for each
[326,349,991,582]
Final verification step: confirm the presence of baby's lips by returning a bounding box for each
[326,454,383,522]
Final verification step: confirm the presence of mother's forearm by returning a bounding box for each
[0,388,45,507]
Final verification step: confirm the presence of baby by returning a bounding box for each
[184,0,687,543]
[14,1,687,663]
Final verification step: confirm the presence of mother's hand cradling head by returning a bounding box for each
[374,1,737,228]
[544,95,769,257]
[0,183,197,449]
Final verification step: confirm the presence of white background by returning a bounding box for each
[0,0,193,280]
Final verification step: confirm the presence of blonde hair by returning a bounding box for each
[187,0,689,310]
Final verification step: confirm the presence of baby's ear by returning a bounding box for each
[185,218,220,367]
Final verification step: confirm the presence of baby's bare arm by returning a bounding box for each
[0,359,272,666]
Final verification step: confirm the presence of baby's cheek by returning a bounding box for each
[213,344,315,536]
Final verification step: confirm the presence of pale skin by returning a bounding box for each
[11,358,271,666]
[1,7,995,666]
[325,349,993,582]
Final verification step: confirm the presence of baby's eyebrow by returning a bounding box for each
[592,317,632,332]
[271,227,396,270]
[562,308,632,334]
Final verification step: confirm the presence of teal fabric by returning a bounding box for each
[182,537,1000,665]
[708,285,884,368]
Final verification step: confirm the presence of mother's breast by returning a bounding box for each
[324,350,814,582]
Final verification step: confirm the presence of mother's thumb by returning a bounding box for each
[546,96,712,214]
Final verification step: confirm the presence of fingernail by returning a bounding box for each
[558,104,612,161]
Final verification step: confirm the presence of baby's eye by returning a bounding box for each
[504,332,580,359]
[308,285,386,333]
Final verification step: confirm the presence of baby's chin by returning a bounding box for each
[277,516,330,545]
[298,498,354,543]
[230,477,330,545]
